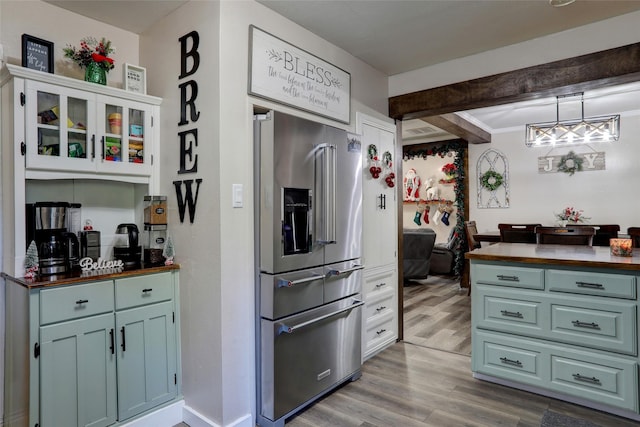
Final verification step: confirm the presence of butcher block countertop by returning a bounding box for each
[466,242,640,272]
[1,263,180,289]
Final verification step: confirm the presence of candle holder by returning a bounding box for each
[610,238,633,257]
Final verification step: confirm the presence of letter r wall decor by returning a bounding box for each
[248,25,351,124]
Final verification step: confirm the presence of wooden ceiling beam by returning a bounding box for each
[389,42,640,120]
[420,114,491,144]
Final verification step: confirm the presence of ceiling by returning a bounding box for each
[45,0,640,140]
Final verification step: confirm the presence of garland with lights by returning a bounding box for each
[480,170,503,191]
[404,140,466,276]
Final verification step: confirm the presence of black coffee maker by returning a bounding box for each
[114,223,142,269]
[26,202,80,275]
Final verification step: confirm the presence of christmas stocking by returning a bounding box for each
[423,206,430,224]
[432,209,441,225]
[441,211,450,226]
[413,210,422,226]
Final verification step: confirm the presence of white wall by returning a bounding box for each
[1,1,139,88]
[389,9,640,96]
[402,153,458,244]
[141,0,391,425]
[468,112,640,233]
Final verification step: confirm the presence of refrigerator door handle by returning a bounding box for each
[276,299,364,335]
[317,143,337,244]
[326,264,364,277]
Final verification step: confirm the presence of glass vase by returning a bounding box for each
[84,61,107,85]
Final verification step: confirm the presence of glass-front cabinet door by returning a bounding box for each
[97,96,152,176]
[25,80,96,172]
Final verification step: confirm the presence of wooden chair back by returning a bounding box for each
[535,226,595,246]
[498,223,541,243]
[464,221,481,251]
[627,227,640,248]
[572,224,620,246]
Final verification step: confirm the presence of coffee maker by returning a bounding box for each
[114,223,142,269]
[26,202,80,275]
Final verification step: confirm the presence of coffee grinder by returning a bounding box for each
[114,223,142,269]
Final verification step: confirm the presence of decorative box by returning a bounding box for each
[610,238,633,257]
[144,195,167,225]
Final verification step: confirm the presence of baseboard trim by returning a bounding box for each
[183,405,253,427]
[119,400,185,427]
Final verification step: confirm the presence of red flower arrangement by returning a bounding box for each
[63,37,115,72]
[441,163,456,175]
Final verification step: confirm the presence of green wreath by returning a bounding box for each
[558,151,583,176]
[480,170,504,191]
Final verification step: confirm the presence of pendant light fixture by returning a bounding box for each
[525,92,620,147]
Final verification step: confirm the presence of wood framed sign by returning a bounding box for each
[22,34,54,73]
[249,25,351,124]
[124,63,147,94]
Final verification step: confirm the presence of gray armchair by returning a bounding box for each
[429,228,458,275]
[403,228,437,282]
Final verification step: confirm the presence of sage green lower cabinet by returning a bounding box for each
[471,261,640,419]
[115,301,176,420]
[40,313,117,427]
[3,269,180,427]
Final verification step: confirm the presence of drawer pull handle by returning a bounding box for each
[142,288,153,293]
[277,274,324,288]
[572,374,601,385]
[376,306,386,312]
[500,310,523,318]
[75,299,89,305]
[497,275,520,282]
[572,320,600,329]
[375,282,387,288]
[376,329,387,335]
[109,329,115,355]
[576,281,604,289]
[499,357,523,367]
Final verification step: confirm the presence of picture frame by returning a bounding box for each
[124,63,147,94]
[22,34,54,73]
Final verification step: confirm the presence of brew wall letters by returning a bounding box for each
[175,31,203,223]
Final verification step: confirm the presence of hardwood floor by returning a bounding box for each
[286,342,637,427]
[403,275,471,355]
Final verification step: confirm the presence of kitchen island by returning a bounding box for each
[467,243,640,421]
[3,265,182,427]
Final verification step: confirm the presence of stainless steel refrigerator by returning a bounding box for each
[254,110,364,427]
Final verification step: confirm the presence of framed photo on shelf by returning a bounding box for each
[22,34,54,73]
[124,63,147,94]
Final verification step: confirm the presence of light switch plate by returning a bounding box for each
[232,184,243,208]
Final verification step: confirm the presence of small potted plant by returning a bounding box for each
[441,163,457,182]
[63,37,115,85]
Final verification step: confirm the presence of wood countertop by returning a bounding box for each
[465,242,640,272]
[1,263,180,289]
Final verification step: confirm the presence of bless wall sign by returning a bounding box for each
[249,26,351,124]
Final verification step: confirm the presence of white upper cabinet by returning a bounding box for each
[5,64,161,183]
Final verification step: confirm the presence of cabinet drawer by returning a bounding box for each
[364,311,396,353]
[364,286,394,321]
[547,270,636,300]
[473,331,544,386]
[475,286,545,336]
[115,273,173,310]
[363,269,395,295]
[550,352,638,412]
[40,280,114,325]
[473,264,544,290]
[550,301,637,355]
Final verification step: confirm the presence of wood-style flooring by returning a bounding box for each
[402,275,471,355]
[179,276,637,427]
